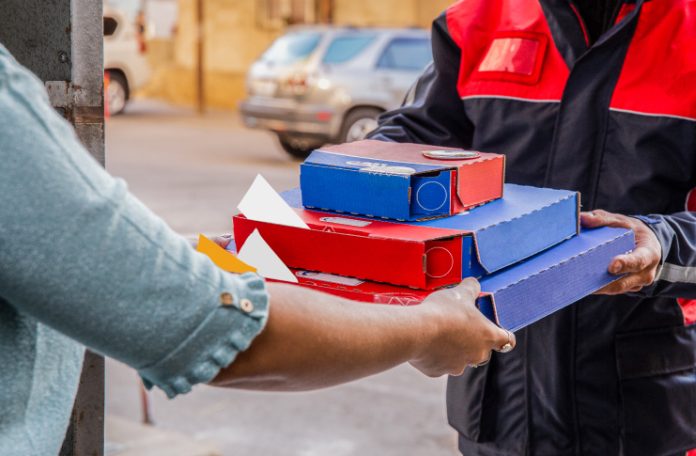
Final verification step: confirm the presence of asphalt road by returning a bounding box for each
[105,100,458,456]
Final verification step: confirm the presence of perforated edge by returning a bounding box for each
[492,230,633,294]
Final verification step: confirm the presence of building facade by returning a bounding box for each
[142,0,452,109]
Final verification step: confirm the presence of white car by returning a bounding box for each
[104,7,151,115]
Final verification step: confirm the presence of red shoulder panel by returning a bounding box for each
[446,0,569,102]
[611,0,696,121]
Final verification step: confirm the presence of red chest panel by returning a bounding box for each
[446,0,569,102]
[610,0,696,121]
[447,0,696,118]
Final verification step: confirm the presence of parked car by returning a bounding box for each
[240,26,432,158]
[104,7,151,115]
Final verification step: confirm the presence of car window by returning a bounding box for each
[261,31,322,65]
[322,34,377,65]
[377,37,432,71]
[104,16,118,37]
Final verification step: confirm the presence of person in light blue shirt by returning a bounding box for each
[0,44,514,456]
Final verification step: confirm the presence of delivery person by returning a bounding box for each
[0,44,516,456]
[369,0,696,454]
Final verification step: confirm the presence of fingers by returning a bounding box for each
[609,247,654,274]
[464,350,493,372]
[462,329,516,374]
[463,328,514,373]
[415,326,515,378]
[448,277,481,301]
[582,210,661,297]
[448,279,515,354]
[597,280,630,295]
[582,211,660,275]
[581,210,632,229]
[492,328,516,353]
[415,278,514,379]
[214,234,233,249]
[596,271,656,295]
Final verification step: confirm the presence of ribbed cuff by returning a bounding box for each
[629,215,670,297]
[139,273,269,398]
[632,214,671,265]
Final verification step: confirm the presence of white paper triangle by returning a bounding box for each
[237,174,309,230]
[237,229,298,283]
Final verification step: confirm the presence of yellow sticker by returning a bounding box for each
[196,234,257,274]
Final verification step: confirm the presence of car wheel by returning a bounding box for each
[107,71,129,115]
[340,108,382,143]
[277,134,319,159]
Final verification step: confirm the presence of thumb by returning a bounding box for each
[581,211,609,228]
[581,210,627,229]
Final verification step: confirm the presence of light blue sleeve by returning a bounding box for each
[0,46,270,398]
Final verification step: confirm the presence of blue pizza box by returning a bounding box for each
[406,183,580,277]
[275,183,580,283]
[300,140,505,221]
[477,227,634,331]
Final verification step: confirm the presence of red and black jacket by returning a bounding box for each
[370,0,696,454]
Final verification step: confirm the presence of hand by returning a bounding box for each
[581,210,662,295]
[213,234,233,249]
[410,278,516,377]
[189,234,233,249]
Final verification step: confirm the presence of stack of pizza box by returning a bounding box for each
[227,140,633,332]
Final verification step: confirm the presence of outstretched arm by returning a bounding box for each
[0,44,513,398]
[213,280,514,392]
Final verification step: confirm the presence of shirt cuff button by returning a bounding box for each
[220,292,235,307]
[240,298,254,313]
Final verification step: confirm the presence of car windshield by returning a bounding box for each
[260,31,322,65]
[322,34,377,64]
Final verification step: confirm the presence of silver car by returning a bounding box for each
[240,26,432,158]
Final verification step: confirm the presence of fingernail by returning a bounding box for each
[610,261,622,274]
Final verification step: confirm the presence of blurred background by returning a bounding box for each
[102,1,458,455]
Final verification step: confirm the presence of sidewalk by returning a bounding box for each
[106,99,458,456]
[106,416,220,456]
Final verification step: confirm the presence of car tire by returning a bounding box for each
[277,134,319,159]
[107,71,129,115]
[340,108,382,143]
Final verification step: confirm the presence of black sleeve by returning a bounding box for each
[367,13,474,147]
[637,213,696,298]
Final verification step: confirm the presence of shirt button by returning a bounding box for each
[220,292,235,307]
[240,298,254,313]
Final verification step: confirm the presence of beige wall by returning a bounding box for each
[175,0,279,73]
[142,0,454,109]
[333,0,452,28]
[418,1,456,26]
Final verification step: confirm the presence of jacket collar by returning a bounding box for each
[538,0,645,68]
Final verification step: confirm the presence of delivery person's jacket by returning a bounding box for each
[369,0,696,454]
